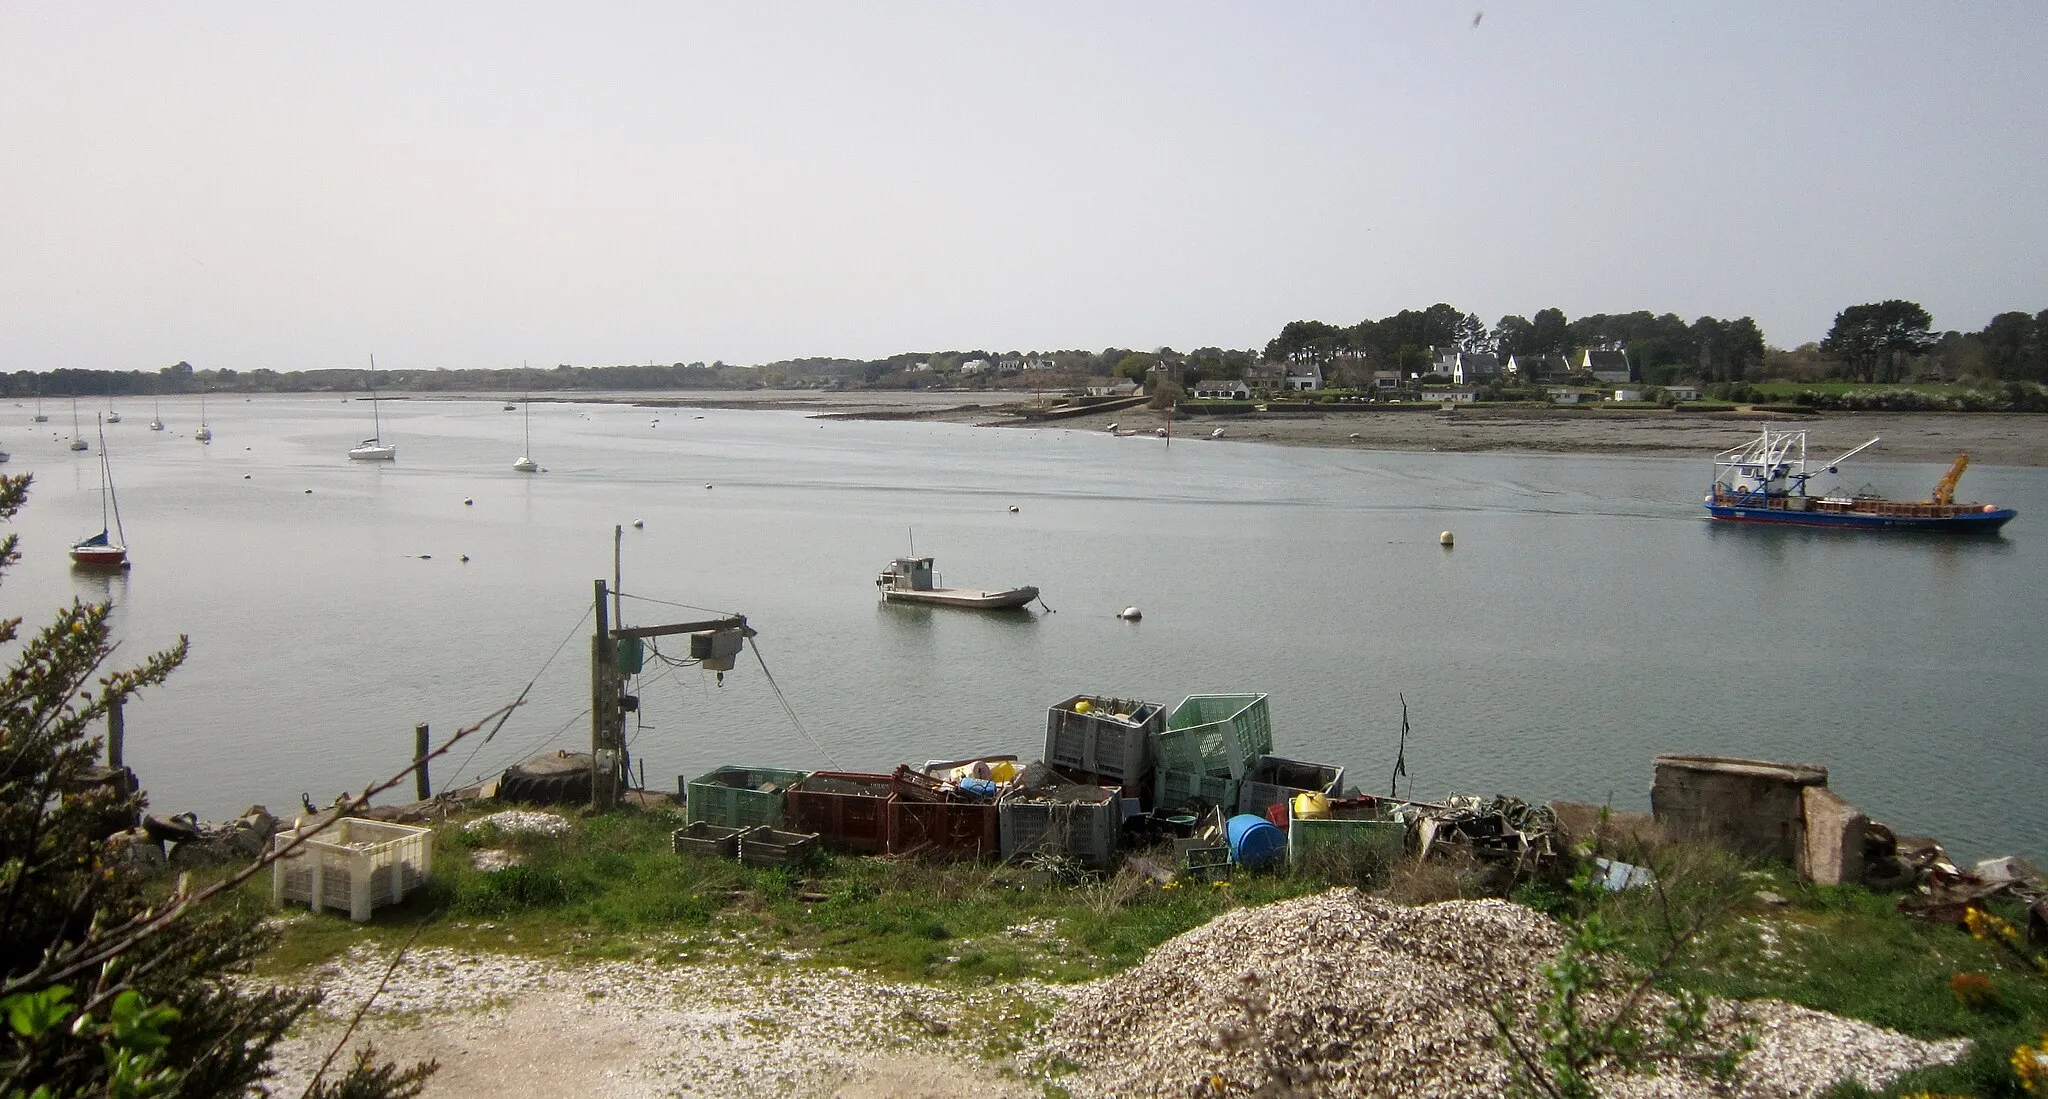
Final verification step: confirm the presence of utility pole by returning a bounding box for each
[589,575,752,812]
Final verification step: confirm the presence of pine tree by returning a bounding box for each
[0,473,430,1098]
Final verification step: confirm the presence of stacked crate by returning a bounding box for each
[1152,694,1272,813]
[887,765,999,860]
[998,784,1120,869]
[686,766,810,830]
[785,772,896,854]
[1044,696,1162,806]
[1287,796,1406,870]
[1237,755,1347,821]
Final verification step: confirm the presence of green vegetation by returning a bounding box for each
[239,806,1328,985]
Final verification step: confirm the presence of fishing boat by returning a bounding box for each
[70,415,128,568]
[68,398,88,451]
[1705,427,2015,534]
[875,556,1038,610]
[348,355,396,461]
[512,397,538,472]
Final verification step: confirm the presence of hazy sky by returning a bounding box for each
[3,3,2043,372]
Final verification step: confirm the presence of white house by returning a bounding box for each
[1084,380,1140,398]
[1548,387,1584,404]
[959,358,990,375]
[1663,384,1701,401]
[1421,386,1478,403]
[1283,363,1324,391]
[1193,379,1251,400]
[1370,369,1402,390]
[1613,387,1645,402]
[1577,349,1632,384]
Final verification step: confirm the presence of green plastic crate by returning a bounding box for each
[1154,769,1239,813]
[686,766,810,830]
[1155,694,1272,779]
[1287,800,1406,869]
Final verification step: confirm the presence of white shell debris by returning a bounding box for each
[1034,889,1966,1099]
[462,810,571,838]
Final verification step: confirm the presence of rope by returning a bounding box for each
[747,637,840,769]
[446,603,591,784]
[615,591,743,618]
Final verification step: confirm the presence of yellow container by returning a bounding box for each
[1291,791,1331,820]
[987,760,1018,783]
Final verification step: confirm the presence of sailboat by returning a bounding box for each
[105,377,121,424]
[195,390,212,443]
[348,355,396,461]
[149,391,165,431]
[70,415,128,568]
[32,379,48,424]
[513,398,539,472]
[68,398,89,451]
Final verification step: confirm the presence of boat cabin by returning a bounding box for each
[878,556,935,592]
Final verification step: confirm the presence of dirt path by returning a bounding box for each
[263,947,1055,1099]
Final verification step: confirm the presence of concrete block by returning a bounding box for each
[1800,786,1865,886]
[1651,756,1826,865]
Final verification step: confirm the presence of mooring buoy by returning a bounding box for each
[1118,606,1143,621]
[1440,531,1455,547]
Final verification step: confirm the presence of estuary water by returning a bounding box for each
[6,394,2043,861]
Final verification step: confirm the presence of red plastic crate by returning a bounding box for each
[785,772,896,854]
[887,797,999,860]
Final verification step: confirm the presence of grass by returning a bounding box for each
[1751,381,1986,399]
[1534,842,2048,1098]
[236,805,1329,985]
[232,806,2048,1096]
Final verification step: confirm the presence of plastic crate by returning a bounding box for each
[1287,797,1406,869]
[998,786,1120,869]
[1154,769,1239,814]
[1045,696,1163,786]
[672,821,747,860]
[1156,694,1272,779]
[271,818,432,923]
[1238,755,1347,821]
[786,772,896,854]
[888,798,999,860]
[687,766,810,830]
[739,826,820,868]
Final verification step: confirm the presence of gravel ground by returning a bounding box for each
[264,946,1057,1099]
[1033,890,1968,1098]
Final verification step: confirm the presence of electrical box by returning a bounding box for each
[691,628,744,672]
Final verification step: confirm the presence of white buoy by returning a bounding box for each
[1439,531,1455,547]
[464,498,474,506]
[632,519,644,529]
[704,483,713,490]
[1118,606,1143,621]
[1009,505,1019,513]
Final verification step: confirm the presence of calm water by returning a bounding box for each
[7,395,2043,861]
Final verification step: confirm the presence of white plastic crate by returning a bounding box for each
[271,817,433,922]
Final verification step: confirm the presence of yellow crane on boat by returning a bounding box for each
[1928,453,1970,505]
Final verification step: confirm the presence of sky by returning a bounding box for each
[2,2,2044,372]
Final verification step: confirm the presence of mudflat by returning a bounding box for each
[632,391,2048,467]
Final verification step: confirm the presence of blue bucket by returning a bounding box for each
[1225,814,1285,869]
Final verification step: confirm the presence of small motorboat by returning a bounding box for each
[875,556,1038,610]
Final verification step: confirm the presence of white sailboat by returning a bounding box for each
[70,415,128,568]
[68,398,89,451]
[149,393,165,431]
[349,355,396,461]
[513,398,538,472]
[32,380,47,423]
[195,390,212,443]
[105,378,121,424]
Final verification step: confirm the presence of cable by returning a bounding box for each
[747,636,840,769]
[615,591,742,618]
[445,603,592,784]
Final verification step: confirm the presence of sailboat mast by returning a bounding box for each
[369,354,382,439]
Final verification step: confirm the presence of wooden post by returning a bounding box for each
[592,578,618,810]
[414,723,431,800]
[107,699,125,770]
